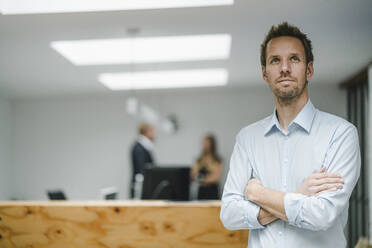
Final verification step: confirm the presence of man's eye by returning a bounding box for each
[290,56,300,62]
[270,58,279,63]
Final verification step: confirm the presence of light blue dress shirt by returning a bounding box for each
[220,100,360,248]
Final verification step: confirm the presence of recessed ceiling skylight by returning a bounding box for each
[99,69,228,90]
[51,34,231,65]
[0,0,233,15]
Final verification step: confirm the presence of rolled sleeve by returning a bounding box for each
[243,200,265,229]
[221,192,265,230]
[284,193,306,226]
[220,133,265,230]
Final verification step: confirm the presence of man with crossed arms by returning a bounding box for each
[220,22,360,247]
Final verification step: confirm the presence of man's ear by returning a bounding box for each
[306,61,314,81]
[261,66,269,83]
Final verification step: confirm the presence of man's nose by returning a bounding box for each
[280,60,290,74]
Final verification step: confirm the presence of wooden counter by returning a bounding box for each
[0,200,248,248]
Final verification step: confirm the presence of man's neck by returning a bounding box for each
[274,93,309,132]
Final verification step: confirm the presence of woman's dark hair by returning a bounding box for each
[198,134,222,163]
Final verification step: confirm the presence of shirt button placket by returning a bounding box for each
[282,134,289,246]
[283,134,289,191]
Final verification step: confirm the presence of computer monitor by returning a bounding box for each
[47,190,67,200]
[141,166,190,201]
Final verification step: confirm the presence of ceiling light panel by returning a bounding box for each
[1,0,233,14]
[51,34,231,65]
[99,69,228,90]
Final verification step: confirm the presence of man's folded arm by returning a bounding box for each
[246,125,360,231]
[220,136,266,230]
[284,125,360,231]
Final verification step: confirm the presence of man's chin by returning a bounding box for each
[275,90,297,100]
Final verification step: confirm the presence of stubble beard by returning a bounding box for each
[273,72,308,106]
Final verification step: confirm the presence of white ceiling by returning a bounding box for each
[0,0,371,99]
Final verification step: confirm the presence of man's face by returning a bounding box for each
[262,36,313,102]
[146,127,156,141]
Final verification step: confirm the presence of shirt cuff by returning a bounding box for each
[243,200,266,229]
[284,193,306,227]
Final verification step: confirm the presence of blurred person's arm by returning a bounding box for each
[190,162,201,180]
[203,162,222,184]
[132,145,146,175]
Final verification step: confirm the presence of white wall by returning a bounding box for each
[0,96,12,200]
[11,84,346,200]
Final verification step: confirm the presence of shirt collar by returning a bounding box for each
[264,99,316,136]
[292,99,316,133]
[138,135,154,151]
[264,110,281,135]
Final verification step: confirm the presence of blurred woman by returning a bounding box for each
[191,134,223,200]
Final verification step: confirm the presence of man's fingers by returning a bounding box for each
[314,183,343,194]
[312,177,344,186]
[316,186,341,196]
[313,172,342,179]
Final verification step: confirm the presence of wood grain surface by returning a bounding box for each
[0,201,248,248]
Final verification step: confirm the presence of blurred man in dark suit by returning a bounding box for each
[130,123,156,198]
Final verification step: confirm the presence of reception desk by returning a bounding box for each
[0,201,248,248]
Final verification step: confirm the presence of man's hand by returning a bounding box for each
[245,178,288,221]
[245,179,280,225]
[296,167,344,196]
[244,178,263,202]
[258,208,278,226]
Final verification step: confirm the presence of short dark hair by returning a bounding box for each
[260,22,314,67]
